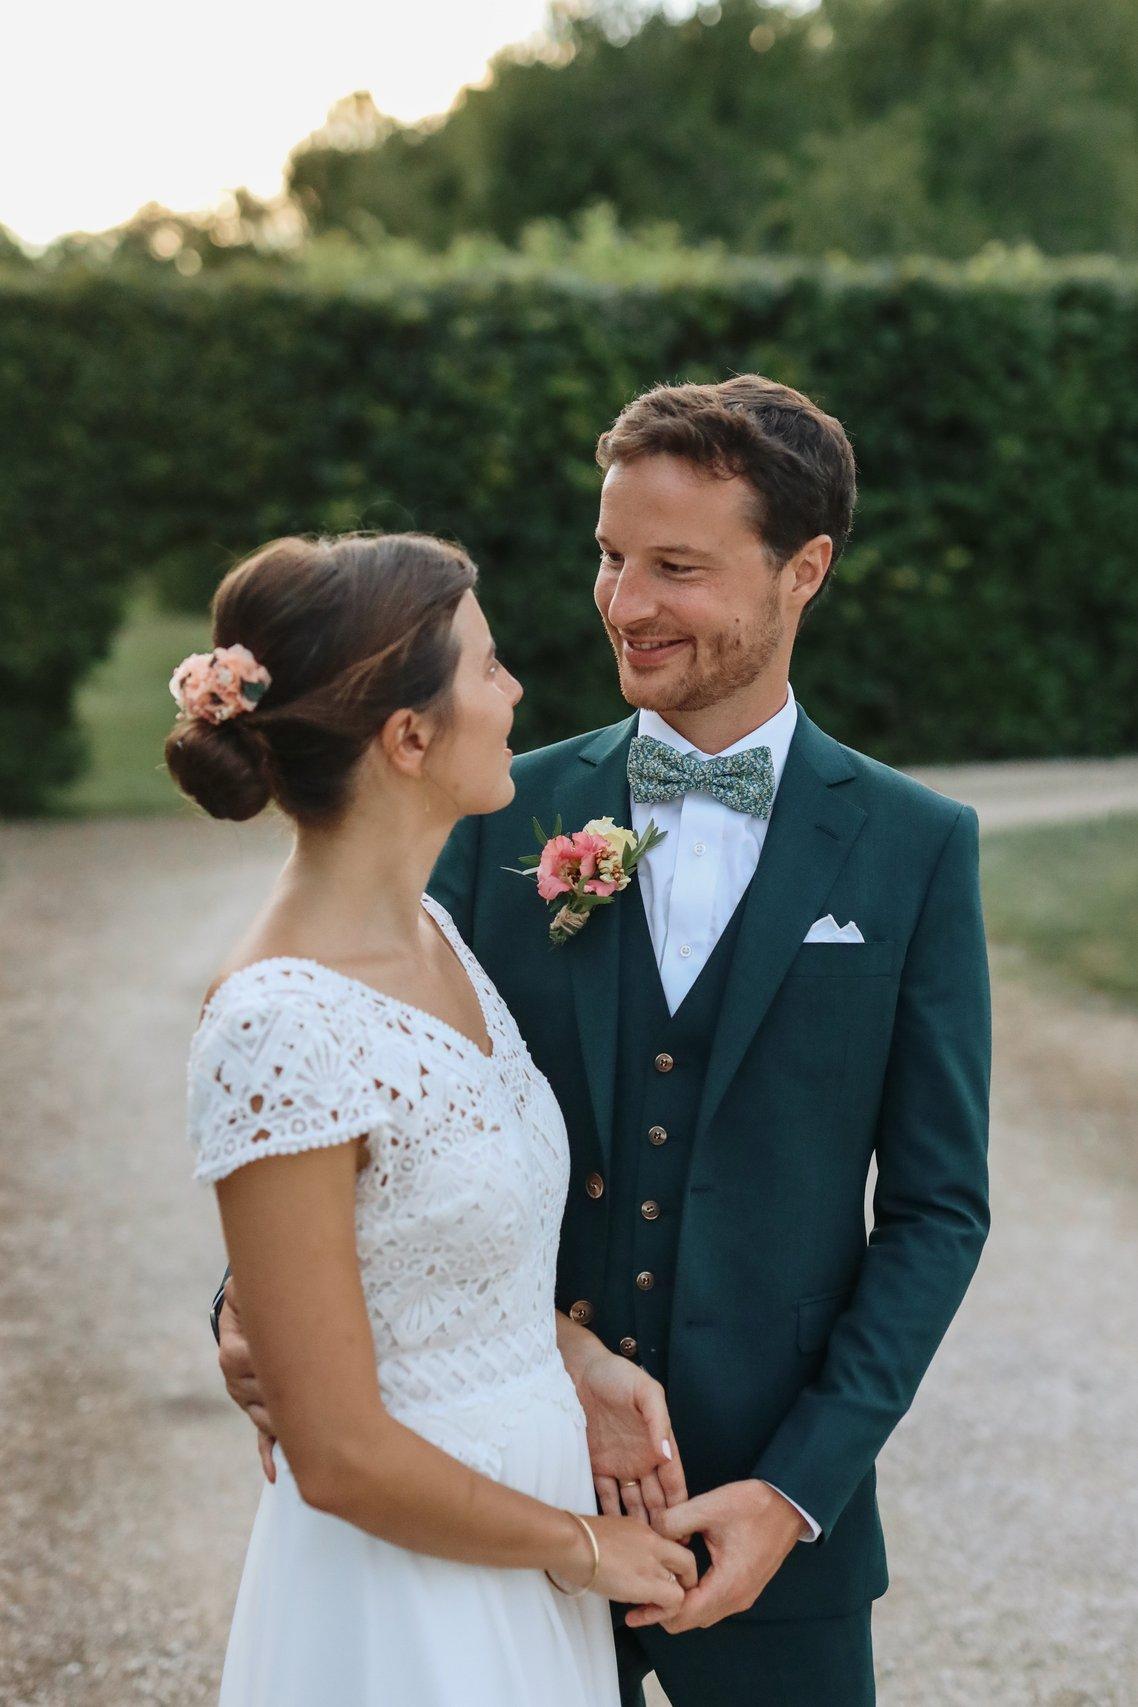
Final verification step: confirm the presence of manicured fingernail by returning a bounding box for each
[661,1438,673,1460]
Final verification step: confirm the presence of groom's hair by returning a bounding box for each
[596,375,857,608]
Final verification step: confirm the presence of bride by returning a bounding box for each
[168,531,696,1705]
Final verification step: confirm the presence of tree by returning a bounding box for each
[283,0,1138,258]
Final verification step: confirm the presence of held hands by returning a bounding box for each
[568,1341,801,1631]
[554,1514,697,1620]
[631,1479,806,1633]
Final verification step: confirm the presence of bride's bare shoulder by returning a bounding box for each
[199,920,307,1018]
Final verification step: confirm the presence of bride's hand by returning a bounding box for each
[573,1347,688,1525]
[554,1514,697,1617]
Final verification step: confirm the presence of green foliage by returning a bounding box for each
[0,225,32,269]
[982,815,1138,1008]
[4,256,1138,812]
[285,0,1138,260]
[50,591,209,817]
[35,191,304,279]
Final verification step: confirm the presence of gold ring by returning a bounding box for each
[620,1480,638,1488]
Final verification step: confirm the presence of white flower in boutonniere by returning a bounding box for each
[505,813,666,947]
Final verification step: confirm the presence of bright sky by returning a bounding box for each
[4,0,576,247]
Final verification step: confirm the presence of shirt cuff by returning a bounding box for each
[761,1480,821,1543]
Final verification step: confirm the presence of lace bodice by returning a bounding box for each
[188,896,581,1477]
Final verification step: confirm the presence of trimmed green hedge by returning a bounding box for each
[3,260,1138,812]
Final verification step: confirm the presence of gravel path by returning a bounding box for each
[2,783,1135,1705]
[907,755,1138,832]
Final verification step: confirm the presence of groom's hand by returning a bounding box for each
[629,1480,804,1632]
[216,1275,278,1482]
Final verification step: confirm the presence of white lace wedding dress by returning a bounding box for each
[188,894,620,1706]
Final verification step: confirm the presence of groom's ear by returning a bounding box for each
[787,534,833,620]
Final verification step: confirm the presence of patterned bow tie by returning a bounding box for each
[627,734,776,818]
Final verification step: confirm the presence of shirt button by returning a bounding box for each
[654,1052,674,1074]
[585,1172,605,1200]
[636,1270,655,1291]
[648,1125,668,1146]
[569,1299,594,1325]
[679,943,692,959]
[641,1199,661,1221]
[693,841,707,856]
[619,1336,639,1358]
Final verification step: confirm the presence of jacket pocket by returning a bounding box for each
[796,1287,852,1354]
[785,940,896,979]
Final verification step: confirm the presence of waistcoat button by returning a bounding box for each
[585,1172,605,1199]
[648,1126,668,1145]
[641,1199,661,1221]
[619,1336,638,1358]
[635,1270,655,1291]
[569,1299,594,1325]
[654,1052,674,1074]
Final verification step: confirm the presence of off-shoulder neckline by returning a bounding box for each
[196,896,496,1062]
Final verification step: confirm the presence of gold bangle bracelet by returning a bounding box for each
[544,1511,600,1598]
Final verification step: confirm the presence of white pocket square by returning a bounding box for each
[803,915,865,944]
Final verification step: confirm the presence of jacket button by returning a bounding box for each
[654,1052,674,1074]
[641,1199,661,1221]
[635,1270,655,1291]
[648,1125,668,1146]
[619,1336,638,1358]
[569,1299,594,1325]
[585,1172,605,1200]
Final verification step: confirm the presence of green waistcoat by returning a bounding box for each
[592,879,748,1386]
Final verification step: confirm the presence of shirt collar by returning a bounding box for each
[636,685,799,792]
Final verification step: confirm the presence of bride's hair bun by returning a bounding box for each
[165,716,272,822]
[165,532,477,825]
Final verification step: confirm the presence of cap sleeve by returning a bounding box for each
[187,962,413,1184]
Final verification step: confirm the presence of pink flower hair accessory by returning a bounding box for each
[169,645,272,725]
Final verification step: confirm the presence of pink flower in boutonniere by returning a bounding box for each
[508,813,666,946]
[537,829,627,899]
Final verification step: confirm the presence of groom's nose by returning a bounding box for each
[603,560,658,632]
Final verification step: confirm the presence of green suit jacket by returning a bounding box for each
[429,707,991,1621]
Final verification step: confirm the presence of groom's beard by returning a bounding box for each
[605,597,785,717]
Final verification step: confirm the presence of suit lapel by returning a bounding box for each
[695,713,867,1142]
[557,716,638,1170]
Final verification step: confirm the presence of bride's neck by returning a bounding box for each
[270,791,453,961]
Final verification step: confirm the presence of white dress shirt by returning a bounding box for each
[631,686,799,1014]
[628,685,821,1543]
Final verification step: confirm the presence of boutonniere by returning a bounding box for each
[507,814,666,947]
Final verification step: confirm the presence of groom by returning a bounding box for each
[217,375,990,1704]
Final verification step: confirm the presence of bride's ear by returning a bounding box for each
[374,707,433,779]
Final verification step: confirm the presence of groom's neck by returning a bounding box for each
[653,674,791,756]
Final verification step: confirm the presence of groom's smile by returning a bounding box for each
[620,635,692,668]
